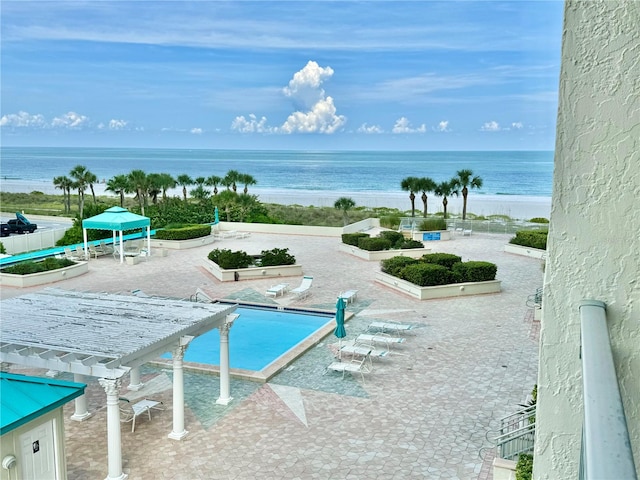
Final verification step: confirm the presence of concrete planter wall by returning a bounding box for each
[204,260,303,282]
[375,271,501,300]
[339,243,430,261]
[0,261,89,288]
[504,243,547,259]
[151,235,216,250]
[412,230,452,242]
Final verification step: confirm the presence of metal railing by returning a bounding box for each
[397,217,547,235]
[579,300,637,479]
[494,404,536,460]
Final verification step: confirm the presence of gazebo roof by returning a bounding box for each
[0,288,236,379]
[82,206,150,230]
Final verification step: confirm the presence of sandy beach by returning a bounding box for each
[0,179,551,220]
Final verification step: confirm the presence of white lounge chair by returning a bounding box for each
[290,276,313,299]
[367,321,414,334]
[356,333,406,350]
[265,283,289,298]
[64,247,81,261]
[338,290,358,304]
[118,397,164,432]
[88,243,108,259]
[340,341,388,363]
[74,245,87,260]
[326,354,371,383]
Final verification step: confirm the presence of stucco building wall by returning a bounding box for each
[534,1,639,478]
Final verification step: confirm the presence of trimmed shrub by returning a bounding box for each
[380,256,418,276]
[358,237,392,251]
[155,224,211,240]
[378,230,405,248]
[515,453,533,480]
[2,258,75,275]
[259,248,296,267]
[400,239,424,249]
[529,217,549,224]
[0,242,5,254]
[208,248,253,269]
[421,253,462,269]
[418,218,447,231]
[510,230,548,250]
[452,261,497,283]
[400,263,454,287]
[341,232,370,246]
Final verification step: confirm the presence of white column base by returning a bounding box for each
[70,411,92,422]
[168,430,189,441]
[127,382,144,391]
[104,473,128,480]
[216,396,233,406]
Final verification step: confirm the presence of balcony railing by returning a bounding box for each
[579,299,637,479]
[494,404,536,460]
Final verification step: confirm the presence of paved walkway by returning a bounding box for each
[3,231,541,479]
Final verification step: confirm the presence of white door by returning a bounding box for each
[18,419,57,480]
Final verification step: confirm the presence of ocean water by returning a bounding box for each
[0,147,553,197]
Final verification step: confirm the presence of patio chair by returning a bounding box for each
[63,247,81,261]
[326,354,371,383]
[290,276,313,299]
[74,245,87,260]
[118,397,164,432]
[367,321,414,334]
[88,243,107,259]
[123,240,143,257]
[339,341,388,364]
[99,240,114,254]
[265,283,289,298]
[356,333,406,351]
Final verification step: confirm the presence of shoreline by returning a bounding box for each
[0,179,551,220]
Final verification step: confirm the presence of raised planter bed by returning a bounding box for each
[411,230,452,242]
[339,243,430,261]
[504,243,546,259]
[203,260,303,282]
[375,271,501,300]
[151,235,215,250]
[0,261,89,288]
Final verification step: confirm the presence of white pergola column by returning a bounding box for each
[98,378,127,480]
[127,367,144,391]
[82,228,88,259]
[168,338,191,440]
[216,315,236,405]
[70,373,91,421]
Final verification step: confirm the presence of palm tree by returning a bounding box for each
[53,175,73,213]
[157,173,176,200]
[205,175,222,195]
[400,176,421,217]
[105,174,130,207]
[87,172,98,203]
[434,180,459,220]
[216,189,238,221]
[453,169,483,220]
[146,173,163,204]
[416,177,437,218]
[236,193,256,222]
[69,165,94,218]
[176,174,193,202]
[224,170,241,192]
[334,197,356,226]
[128,169,149,215]
[239,173,257,194]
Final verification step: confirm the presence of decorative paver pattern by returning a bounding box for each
[1,231,542,479]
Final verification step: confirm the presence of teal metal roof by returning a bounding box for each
[82,206,150,230]
[0,372,86,435]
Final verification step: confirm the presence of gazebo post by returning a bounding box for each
[71,373,91,421]
[146,226,151,257]
[82,228,88,260]
[168,337,192,441]
[216,314,237,405]
[98,378,127,480]
[119,230,124,263]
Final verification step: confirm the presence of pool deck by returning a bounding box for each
[2,230,541,479]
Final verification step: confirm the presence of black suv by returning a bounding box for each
[0,223,10,237]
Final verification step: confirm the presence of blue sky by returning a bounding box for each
[0,1,564,151]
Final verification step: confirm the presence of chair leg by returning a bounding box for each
[132,417,136,433]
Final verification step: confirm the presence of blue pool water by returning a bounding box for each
[163,305,333,371]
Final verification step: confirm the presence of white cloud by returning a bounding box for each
[0,111,47,128]
[480,121,501,132]
[109,119,128,130]
[511,122,523,129]
[282,61,334,109]
[51,111,89,129]
[434,120,450,132]
[357,123,384,134]
[190,127,203,135]
[392,117,427,134]
[279,96,345,134]
[231,114,273,133]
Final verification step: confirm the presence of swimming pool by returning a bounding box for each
[161,303,335,377]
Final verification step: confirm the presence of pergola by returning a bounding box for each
[82,206,151,263]
[0,288,238,480]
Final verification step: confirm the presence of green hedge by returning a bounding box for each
[515,454,533,480]
[380,256,418,276]
[358,237,392,251]
[341,232,370,246]
[2,258,75,275]
[400,263,454,286]
[207,248,253,269]
[400,239,424,249]
[378,230,405,247]
[421,253,462,269]
[155,224,211,240]
[509,230,548,250]
[452,261,497,282]
[259,248,296,267]
[418,218,447,231]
